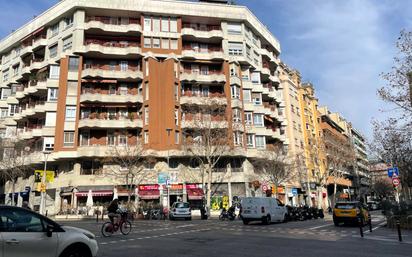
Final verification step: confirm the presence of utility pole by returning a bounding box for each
[166,128,172,211]
[40,151,51,215]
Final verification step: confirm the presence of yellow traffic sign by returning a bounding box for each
[34,170,55,183]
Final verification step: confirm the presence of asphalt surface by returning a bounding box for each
[58,212,412,257]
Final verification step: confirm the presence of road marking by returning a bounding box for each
[176,224,195,228]
[309,224,333,230]
[352,235,412,244]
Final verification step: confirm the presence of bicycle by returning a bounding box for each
[101,210,132,237]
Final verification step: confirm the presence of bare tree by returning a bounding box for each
[182,101,231,211]
[251,145,297,198]
[371,179,394,200]
[0,138,31,206]
[103,139,155,208]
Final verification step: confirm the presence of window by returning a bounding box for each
[62,36,72,51]
[0,208,47,232]
[227,23,242,34]
[9,105,18,116]
[244,112,252,125]
[80,131,90,146]
[118,133,127,146]
[64,15,74,29]
[0,109,8,118]
[174,109,179,125]
[170,39,178,50]
[1,88,11,100]
[144,37,151,48]
[174,84,179,100]
[49,44,58,58]
[49,65,60,79]
[2,70,9,82]
[252,92,262,105]
[67,81,78,96]
[109,85,116,95]
[107,131,115,146]
[169,159,179,169]
[161,18,169,32]
[64,132,75,147]
[161,38,169,49]
[233,108,241,123]
[175,131,179,144]
[48,88,58,101]
[251,72,260,84]
[233,132,243,146]
[153,17,160,32]
[228,42,243,56]
[153,38,160,48]
[231,85,240,99]
[50,23,59,37]
[144,83,149,100]
[201,85,209,97]
[170,18,177,32]
[119,84,128,95]
[246,134,255,148]
[144,107,149,124]
[255,135,265,149]
[120,61,128,71]
[65,106,76,121]
[12,65,19,76]
[144,17,151,32]
[144,131,149,144]
[68,57,79,71]
[253,113,263,127]
[243,89,251,102]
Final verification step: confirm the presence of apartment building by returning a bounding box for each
[279,62,305,205]
[0,0,285,213]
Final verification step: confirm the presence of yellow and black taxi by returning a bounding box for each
[333,201,369,226]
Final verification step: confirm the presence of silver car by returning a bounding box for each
[0,206,98,257]
[169,202,192,220]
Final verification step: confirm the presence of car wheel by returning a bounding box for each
[188,217,192,221]
[282,214,287,223]
[242,219,249,225]
[60,244,92,257]
[333,220,340,226]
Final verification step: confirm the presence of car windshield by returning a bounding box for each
[335,203,357,209]
[175,203,189,208]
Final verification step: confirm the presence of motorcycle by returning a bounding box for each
[219,206,236,221]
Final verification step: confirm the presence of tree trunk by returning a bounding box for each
[11,180,16,206]
[317,187,323,209]
[206,164,212,215]
[332,182,338,207]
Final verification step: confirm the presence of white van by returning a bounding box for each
[240,197,287,225]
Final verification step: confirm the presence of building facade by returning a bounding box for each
[0,0,286,214]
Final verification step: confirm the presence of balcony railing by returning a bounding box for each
[183,113,226,122]
[81,112,140,121]
[182,45,222,53]
[86,16,140,25]
[182,24,221,31]
[83,63,141,72]
[85,39,140,48]
[182,69,223,75]
[182,91,225,98]
[81,88,137,96]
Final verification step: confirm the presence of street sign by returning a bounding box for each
[392,178,400,187]
[388,167,399,178]
[166,179,171,188]
[34,170,55,183]
[158,172,169,185]
[291,188,298,196]
[262,185,268,191]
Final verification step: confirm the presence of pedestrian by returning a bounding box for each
[22,201,31,210]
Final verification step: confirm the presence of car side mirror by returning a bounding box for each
[46,224,54,237]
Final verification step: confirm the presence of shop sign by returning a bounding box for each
[139,185,160,191]
[158,172,169,185]
[185,184,199,189]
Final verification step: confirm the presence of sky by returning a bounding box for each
[0,0,411,139]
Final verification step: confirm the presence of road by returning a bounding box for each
[58,213,412,257]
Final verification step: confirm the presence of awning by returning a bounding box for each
[187,188,204,200]
[139,190,160,200]
[76,190,113,197]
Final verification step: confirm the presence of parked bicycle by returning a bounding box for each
[101,210,132,237]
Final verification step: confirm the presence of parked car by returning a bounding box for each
[0,205,98,257]
[240,197,287,225]
[169,202,192,220]
[333,201,369,226]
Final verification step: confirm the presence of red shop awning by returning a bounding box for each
[187,188,204,200]
[75,190,113,197]
[139,190,160,200]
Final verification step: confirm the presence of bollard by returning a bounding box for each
[102,211,104,221]
[46,210,48,217]
[358,216,364,238]
[96,212,99,223]
[396,218,402,242]
[368,213,372,232]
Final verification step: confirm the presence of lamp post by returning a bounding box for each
[39,150,51,215]
[166,128,172,211]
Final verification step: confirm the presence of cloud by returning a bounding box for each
[239,0,411,139]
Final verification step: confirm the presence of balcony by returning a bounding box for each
[181,114,228,129]
[79,114,142,129]
[181,24,223,39]
[80,92,142,103]
[30,58,47,71]
[20,45,33,58]
[260,48,279,65]
[32,36,47,50]
[229,76,241,86]
[82,65,143,80]
[180,70,226,84]
[85,16,141,34]
[180,92,227,106]
[79,39,142,57]
[181,46,224,60]
[17,126,55,140]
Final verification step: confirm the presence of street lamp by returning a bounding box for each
[166,128,173,211]
[39,150,51,215]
